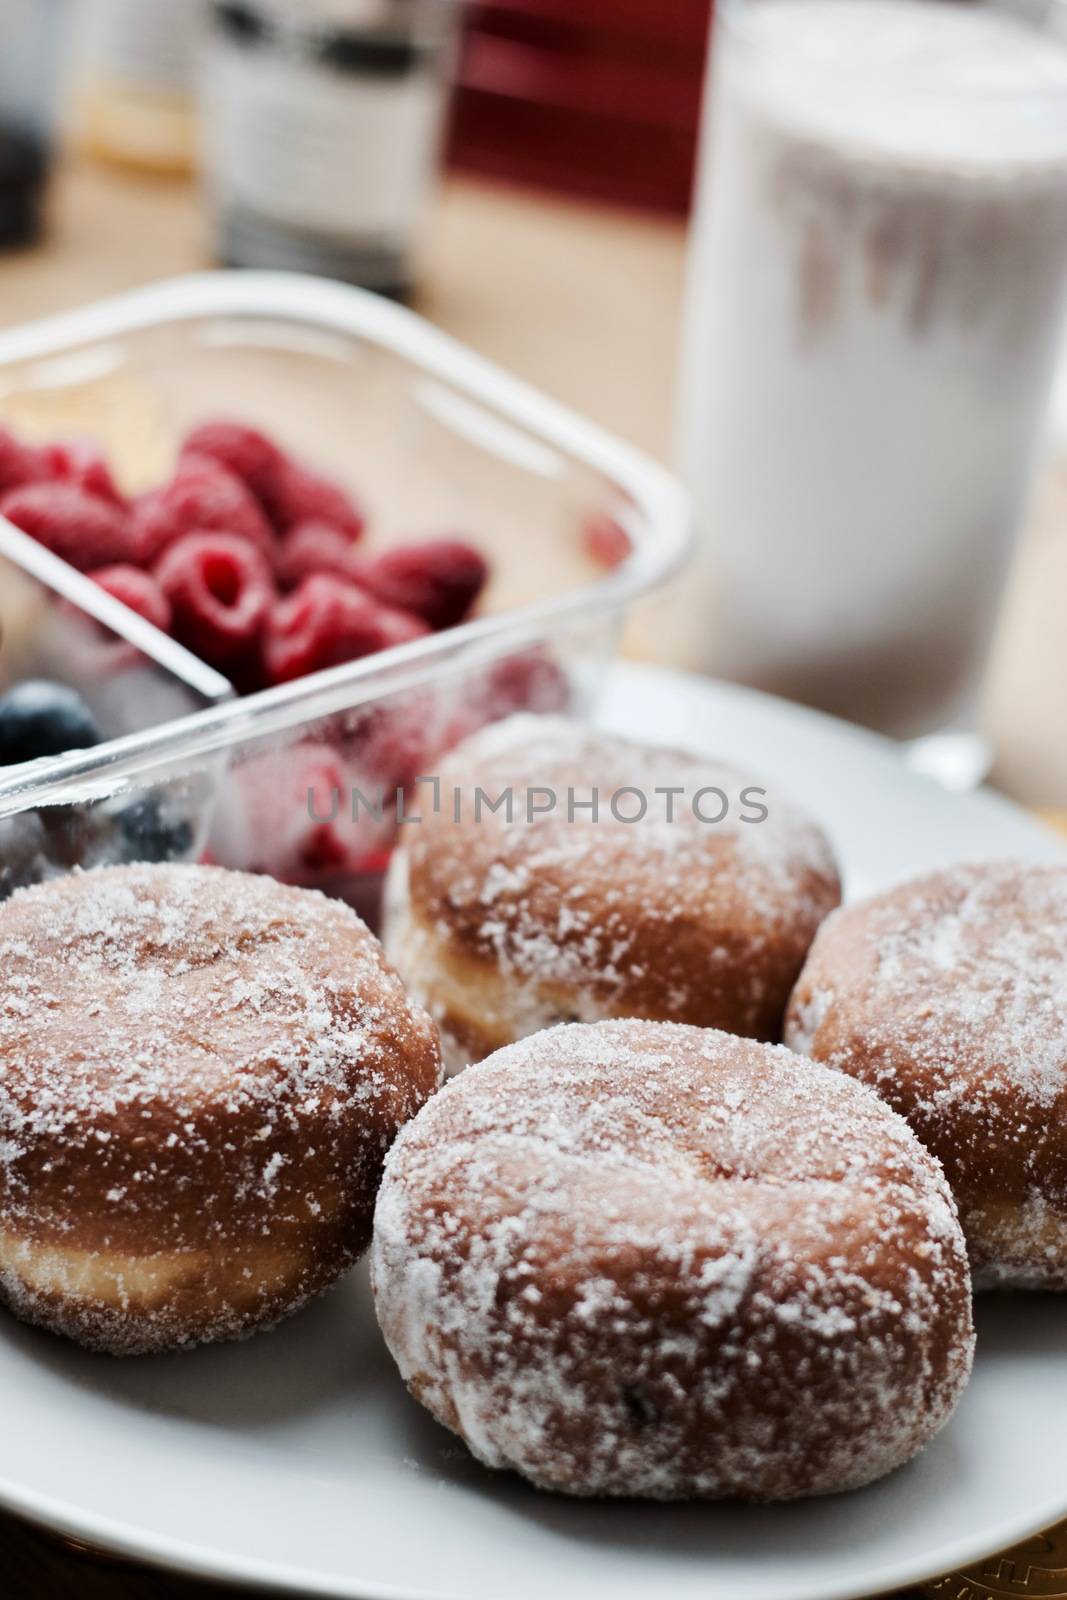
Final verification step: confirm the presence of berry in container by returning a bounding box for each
[0,272,688,923]
[0,487,231,901]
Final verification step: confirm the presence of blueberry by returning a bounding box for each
[117,792,194,864]
[0,680,102,765]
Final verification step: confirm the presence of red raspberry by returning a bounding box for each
[155,532,275,672]
[216,740,393,886]
[276,519,362,590]
[44,439,127,508]
[359,538,489,630]
[265,461,365,542]
[431,650,571,757]
[0,427,47,495]
[1,482,134,570]
[180,420,285,504]
[341,697,431,796]
[133,455,275,564]
[88,564,172,633]
[263,574,428,686]
[481,649,570,719]
[582,511,632,571]
[297,749,353,873]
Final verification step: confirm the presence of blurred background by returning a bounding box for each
[1,0,1065,813]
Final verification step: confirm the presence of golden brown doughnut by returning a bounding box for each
[384,716,841,1070]
[372,1019,974,1500]
[786,859,1067,1289]
[0,863,441,1354]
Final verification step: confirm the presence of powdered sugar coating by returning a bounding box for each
[372,1020,973,1500]
[785,860,1067,1289]
[386,716,841,1066]
[0,863,441,1354]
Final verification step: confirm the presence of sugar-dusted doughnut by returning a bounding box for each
[384,716,841,1070]
[0,863,441,1354]
[372,1020,973,1499]
[786,859,1067,1288]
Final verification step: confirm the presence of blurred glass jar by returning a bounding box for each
[0,0,68,248]
[201,0,458,296]
[71,0,206,173]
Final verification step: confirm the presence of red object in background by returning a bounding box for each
[447,0,712,213]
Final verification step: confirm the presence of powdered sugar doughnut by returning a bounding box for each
[384,716,841,1070]
[372,1020,973,1500]
[786,859,1067,1289]
[0,863,441,1355]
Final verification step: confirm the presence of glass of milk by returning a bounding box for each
[680,0,1067,781]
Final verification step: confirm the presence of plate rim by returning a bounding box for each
[6,1443,1067,1600]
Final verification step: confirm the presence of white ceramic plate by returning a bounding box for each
[1,663,1065,1600]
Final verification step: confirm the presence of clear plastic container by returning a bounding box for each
[0,511,231,720]
[0,272,688,921]
[0,494,231,902]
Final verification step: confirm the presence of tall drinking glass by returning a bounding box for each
[680,0,1067,783]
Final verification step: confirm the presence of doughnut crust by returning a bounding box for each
[785,860,1067,1289]
[0,863,441,1354]
[372,1020,974,1500]
[384,717,841,1069]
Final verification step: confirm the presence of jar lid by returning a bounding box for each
[213,0,453,70]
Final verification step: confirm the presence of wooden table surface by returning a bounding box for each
[0,157,1063,1598]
